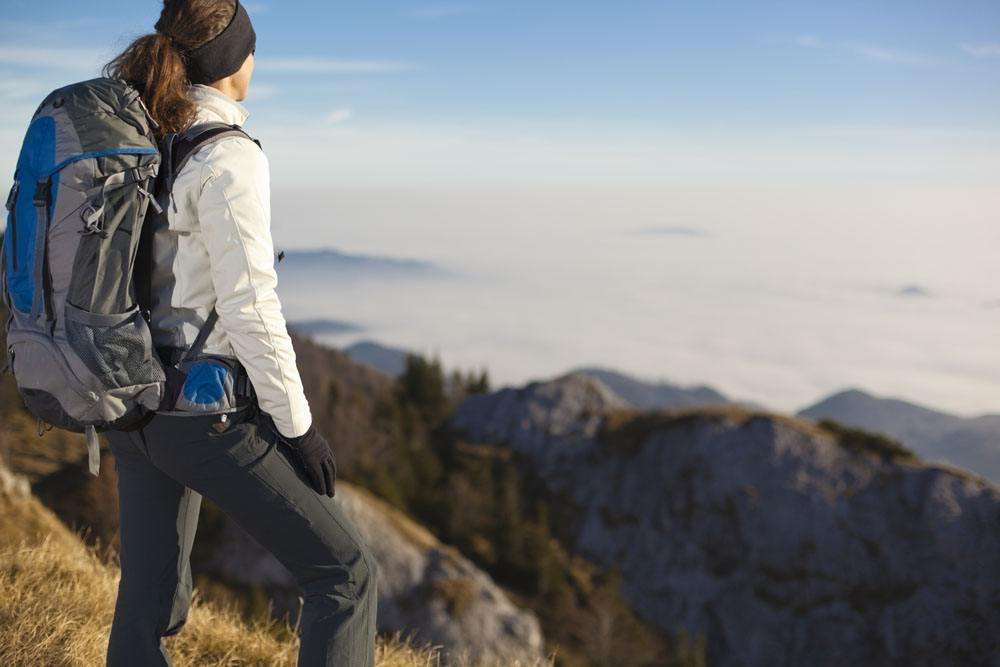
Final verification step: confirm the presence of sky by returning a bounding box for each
[1,1,999,414]
[1,1,999,186]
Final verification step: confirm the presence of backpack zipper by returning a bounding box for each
[5,181,19,271]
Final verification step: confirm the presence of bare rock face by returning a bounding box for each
[452,373,627,478]
[452,374,1000,667]
[204,482,545,665]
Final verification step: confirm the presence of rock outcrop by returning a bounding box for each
[453,373,1000,666]
[204,483,545,665]
[799,388,1000,484]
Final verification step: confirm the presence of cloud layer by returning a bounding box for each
[960,42,1000,58]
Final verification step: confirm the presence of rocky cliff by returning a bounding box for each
[452,374,1000,666]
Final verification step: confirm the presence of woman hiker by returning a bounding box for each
[102,2,378,665]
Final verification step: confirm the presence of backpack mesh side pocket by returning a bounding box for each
[65,304,165,389]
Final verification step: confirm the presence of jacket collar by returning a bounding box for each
[188,84,250,126]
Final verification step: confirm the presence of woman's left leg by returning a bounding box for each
[105,429,202,667]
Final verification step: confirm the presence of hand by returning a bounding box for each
[284,424,337,497]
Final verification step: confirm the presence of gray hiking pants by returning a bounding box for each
[104,408,378,667]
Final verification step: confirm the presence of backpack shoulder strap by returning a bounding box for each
[158,122,261,207]
[173,122,261,179]
[162,123,263,365]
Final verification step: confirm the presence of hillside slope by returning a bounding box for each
[0,440,545,665]
[798,388,1000,483]
[0,459,437,667]
[453,375,1000,666]
[201,482,546,664]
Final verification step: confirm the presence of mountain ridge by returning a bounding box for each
[281,247,454,279]
[451,374,1000,666]
[573,366,733,410]
[798,387,1000,483]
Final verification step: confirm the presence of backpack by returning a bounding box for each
[2,77,258,475]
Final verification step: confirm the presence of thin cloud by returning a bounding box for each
[259,57,416,74]
[794,35,825,49]
[244,2,270,13]
[847,43,936,66]
[325,108,353,124]
[789,36,935,66]
[960,42,1000,58]
[245,84,278,101]
[0,77,51,101]
[0,17,107,36]
[406,5,475,19]
[632,226,711,238]
[0,46,106,71]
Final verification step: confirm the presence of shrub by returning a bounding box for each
[818,420,918,463]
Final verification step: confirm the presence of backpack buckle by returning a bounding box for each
[136,184,163,214]
[33,179,51,207]
[80,204,106,236]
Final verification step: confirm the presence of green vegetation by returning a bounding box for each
[598,406,757,456]
[342,354,694,666]
[818,419,918,463]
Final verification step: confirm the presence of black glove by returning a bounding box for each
[284,424,337,497]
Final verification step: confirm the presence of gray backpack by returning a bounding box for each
[2,77,256,475]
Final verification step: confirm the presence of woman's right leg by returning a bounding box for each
[135,410,379,667]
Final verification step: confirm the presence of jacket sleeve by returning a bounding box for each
[196,136,313,438]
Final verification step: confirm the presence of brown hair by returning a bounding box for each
[104,0,236,137]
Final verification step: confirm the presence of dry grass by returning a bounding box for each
[0,481,440,667]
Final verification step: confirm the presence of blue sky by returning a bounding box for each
[1,1,999,186]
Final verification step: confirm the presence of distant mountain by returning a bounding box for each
[288,318,364,337]
[574,367,732,410]
[895,284,932,298]
[798,389,1000,483]
[452,375,1000,666]
[281,247,453,280]
[344,340,411,377]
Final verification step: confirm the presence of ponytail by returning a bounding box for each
[104,32,195,138]
[104,0,237,139]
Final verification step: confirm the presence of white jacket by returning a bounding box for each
[149,84,312,438]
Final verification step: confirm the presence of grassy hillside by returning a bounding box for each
[0,299,680,665]
[0,464,438,667]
